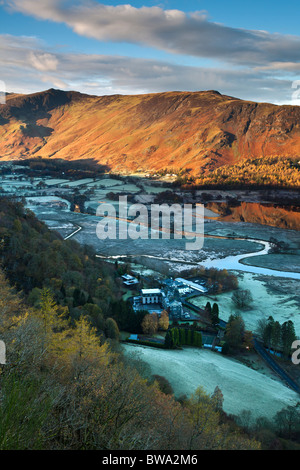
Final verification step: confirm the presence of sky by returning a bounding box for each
[1,0,300,103]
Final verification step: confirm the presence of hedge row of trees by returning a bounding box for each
[257,316,297,357]
[165,327,203,349]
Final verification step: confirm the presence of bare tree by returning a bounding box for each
[232,289,253,309]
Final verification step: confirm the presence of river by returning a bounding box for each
[95,234,300,280]
[200,238,300,279]
[60,205,300,280]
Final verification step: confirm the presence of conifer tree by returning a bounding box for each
[164,330,174,349]
[211,303,219,327]
[282,320,297,358]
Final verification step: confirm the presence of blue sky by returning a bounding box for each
[1,0,300,103]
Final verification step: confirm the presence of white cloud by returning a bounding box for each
[5,0,300,68]
[29,52,58,72]
[0,33,297,104]
[1,1,300,104]
[40,74,68,89]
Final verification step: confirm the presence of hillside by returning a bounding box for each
[1,88,300,176]
[0,197,261,451]
[206,201,300,230]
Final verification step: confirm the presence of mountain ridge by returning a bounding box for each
[1,88,300,176]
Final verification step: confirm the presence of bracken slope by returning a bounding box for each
[1,88,300,176]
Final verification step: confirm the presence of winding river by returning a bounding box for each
[94,235,300,280]
[200,238,300,279]
[60,205,300,280]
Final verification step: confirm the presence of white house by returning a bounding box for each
[141,288,162,304]
[122,274,139,287]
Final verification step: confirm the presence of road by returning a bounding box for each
[63,223,82,240]
[254,339,300,394]
[218,316,300,394]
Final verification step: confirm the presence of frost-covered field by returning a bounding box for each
[25,196,71,210]
[105,183,141,193]
[142,185,170,194]
[242,253,300,273]
[43,178,70,186]
[191,272,300,336]
[123,345,299,421]
[0,181,34,192]
[205,219,300,251]
[61,178,94,187]
[85,178,124,188]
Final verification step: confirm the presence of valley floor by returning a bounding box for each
[1,167,300,423]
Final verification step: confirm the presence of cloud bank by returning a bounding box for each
[0,34,295,104]
[6,0,300,68]
[1,1,300,103]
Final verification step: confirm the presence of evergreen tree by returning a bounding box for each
[211,386,224,411]
[164,330,174,349]
[263,316,275,348]
[224,313,245,351]
[205,302,212,314]
[171,328,180,347]
[105,317,120,341]
[282,320,297,358]
[271,321,281,351]
[211,303,219,327]
[186,328,192,346]
[179,328,186,346]
[193,331,202,348]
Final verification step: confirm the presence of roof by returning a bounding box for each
[141,289,161,295]
[175,278,207,293]
[128,334,139,341]
[122,274,136,280]
[170,300,182,307]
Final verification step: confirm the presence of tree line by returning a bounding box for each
[178,156,300,190]
[165,327,203,349]
[257,316,297,358]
